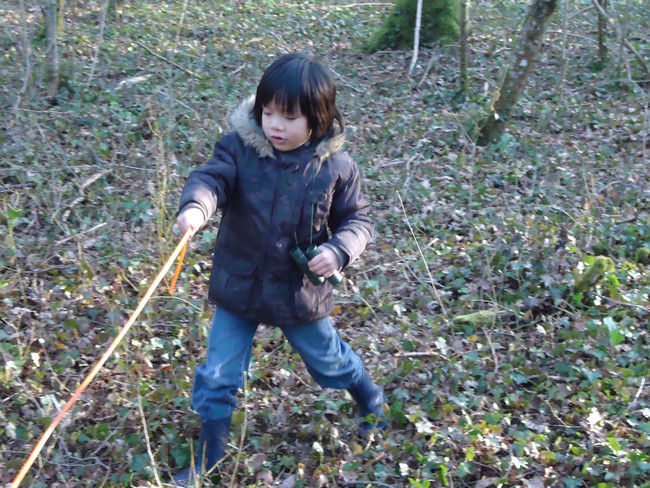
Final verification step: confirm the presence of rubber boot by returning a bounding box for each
[173,417,231,487]
[348,371,387,437]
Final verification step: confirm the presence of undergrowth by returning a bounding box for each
[1,1,649,487]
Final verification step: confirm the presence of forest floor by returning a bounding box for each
[1,1,649,487]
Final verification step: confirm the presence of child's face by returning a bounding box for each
[262,101,311,152]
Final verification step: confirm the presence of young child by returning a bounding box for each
[174,52,385,484]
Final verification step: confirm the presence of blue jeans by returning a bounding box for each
[192,307,365,421]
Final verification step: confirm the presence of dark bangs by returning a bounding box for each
[253,53,340,139]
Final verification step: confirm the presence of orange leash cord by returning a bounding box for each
[10,227,195,488]
[168,235,188,294]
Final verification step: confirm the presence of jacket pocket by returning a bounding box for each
[210,257,257,309]
[294,279,332,320]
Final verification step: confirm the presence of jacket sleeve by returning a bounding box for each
[326,155,374,267]
[178,133,240,222]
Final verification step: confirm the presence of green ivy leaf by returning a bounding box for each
[608,437,622,452]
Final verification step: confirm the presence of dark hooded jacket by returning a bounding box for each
[179,96,374,325]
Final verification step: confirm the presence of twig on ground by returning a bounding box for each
[173,0,190,52]
[135,41,202,78]
[55,222,106,245]
[628,377,646,412]
[0,182,37,193]
[544,399,571,428]
[321,2,392,9]
[137,387,163,488]
[286,368,320,391]
[343,482,395,488]
[593,294,650,313]
[228,377,248,488]
[353,292,379,320]
[329,67,364,93]
[397,191,449,318]
[18,246,144,274]
[482,326,500,374]
[395,351,439,358]
[229,64,248,76]
[613,215,638,225]
[417,52,436,88]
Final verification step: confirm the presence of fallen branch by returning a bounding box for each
[593,294,650,313]
[397,191,449,318]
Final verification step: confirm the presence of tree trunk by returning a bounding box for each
[476,0,558,146]
[408,0,423,74]
[459,0,468,94]
[616,0,629,80]
[592,0,650,83]
[556,0,568,99]
[597,0,608,63]
[15,0,32,108]
[44,0,60,101]
[107,0,124,20]
[56,0,66,35]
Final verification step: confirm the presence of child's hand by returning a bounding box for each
[177,207,205,234]
[308,247,339,279]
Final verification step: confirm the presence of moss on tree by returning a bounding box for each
[574,256,615,294]
[635,248,650,265]
[366,0,461,53]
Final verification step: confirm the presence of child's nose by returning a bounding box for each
[270,115,284,130]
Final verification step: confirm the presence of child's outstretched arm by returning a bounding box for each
[177,207,206,234]
[177,134,239,229]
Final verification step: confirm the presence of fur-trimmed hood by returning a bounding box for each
[229,95,346,160]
